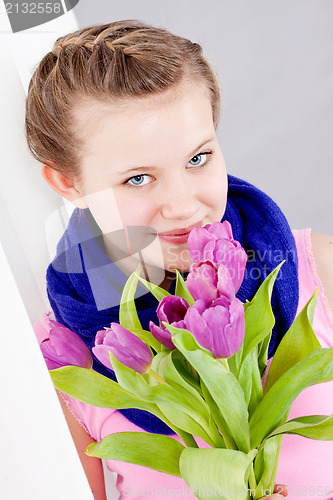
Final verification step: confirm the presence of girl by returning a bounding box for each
[26,20,333,500]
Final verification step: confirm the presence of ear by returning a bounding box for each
[42,164,88,209]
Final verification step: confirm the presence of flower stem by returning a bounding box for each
[187,359,199,381]
[148,368,167,384]
[210,421,227,449]
[220,358,230,373]
[178,431,199,448]
[248,465,258,498]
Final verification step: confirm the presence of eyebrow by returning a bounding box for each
[116,137,216,175]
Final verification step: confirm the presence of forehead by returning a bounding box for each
[71,81,215,162]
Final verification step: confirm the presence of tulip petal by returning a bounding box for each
[229,298,246,344]
[188,227,213,262]
[192,299,207,315]
[51,329,92,368]
[184,306,214,353]
[201,239,217,262]
[40,322,93,370]
[186,272,218,305]
[187,221,247,295]
[109,349,150,375]
[94,323,152,374]
[149,322,175,350]
[216,243,247,292]
[92,345,114,370]
[157,296,188,325]
[207,220,234,240]
[40,340,69,370]
[217,264,236,300]
[202,305,231,358]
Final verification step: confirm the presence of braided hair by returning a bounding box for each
[25,20,220,177]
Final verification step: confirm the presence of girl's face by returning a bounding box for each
[72,81,227,278]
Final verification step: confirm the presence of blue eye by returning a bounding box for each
[187,153,208,168]
[127,174,152,187]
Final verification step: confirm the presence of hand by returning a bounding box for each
[261,484,289,499]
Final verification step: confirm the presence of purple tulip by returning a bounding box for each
[184,296,245,359]
[186,260,237,305]
[187,221,234,262]
[210,239,247,292]
[217,263,237,301]
[40,319,93,370]
[187,221,247,294]
[149,296,188,350]
[186,260,218,305]
[93,323,152,374]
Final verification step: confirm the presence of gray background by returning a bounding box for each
[73,0,333,235]
[0,5,331,498]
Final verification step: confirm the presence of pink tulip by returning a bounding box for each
[149,296,188,350]
[184,297,245,359]
[187,221,247,293]
[186,260,219,305]
[186,260,236,305]
[40,318,93,370]
[187,221,234,262]
[93,323,152,374]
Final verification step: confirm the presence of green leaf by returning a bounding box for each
[174,269,195,306]
[238,346,263,418]
[241,263,282,366]
[51,367,198,442]
[264,434,283,492]
[136,273,171,302]
[131,328,162,352]
[172,353,202,395]
[264,289,320,394]
[156,404,215,447]
[254,435,283,493]
[268,414,333,440]
[152,350,221,447]
[87,432,184,477]
[152,352,209,413]
[169,325,251,452]
[249,348,333,448]
[257,333,271,378]
[51,366,193,439]
[110,354,218,445]
[153,351,208,413]
[200,380,233,449]
[119,268,142,330]
[51,366,150,409]
[179,448,257,500]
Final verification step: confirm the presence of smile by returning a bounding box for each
[157,221,203,244]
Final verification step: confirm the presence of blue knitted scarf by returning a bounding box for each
[46,174,299,434]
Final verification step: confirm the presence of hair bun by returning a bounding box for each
[52,44,62,58]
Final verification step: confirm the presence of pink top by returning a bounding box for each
[37,229,333,500]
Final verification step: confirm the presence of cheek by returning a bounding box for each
[114,191,156,229]
[82,187,155,235]
[200,161,228,217]
[81,187,124,234]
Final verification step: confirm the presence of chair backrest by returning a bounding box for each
[0,11,95,499]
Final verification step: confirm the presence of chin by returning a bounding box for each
[164,258,192,274]
[141,244,193,276]
[164,246,193,273]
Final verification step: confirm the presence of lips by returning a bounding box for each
[158,221,203,244]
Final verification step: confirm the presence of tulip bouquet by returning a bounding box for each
[43,222,333,500]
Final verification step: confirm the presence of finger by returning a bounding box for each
[273,484,289,497]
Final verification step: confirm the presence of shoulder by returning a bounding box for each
[310,232,333,314]
[311,232,333,264]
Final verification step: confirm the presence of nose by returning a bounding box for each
[159,177,199,221]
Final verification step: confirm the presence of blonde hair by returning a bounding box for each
[25,20,221,177]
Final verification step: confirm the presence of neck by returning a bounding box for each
[102,232,176,291]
